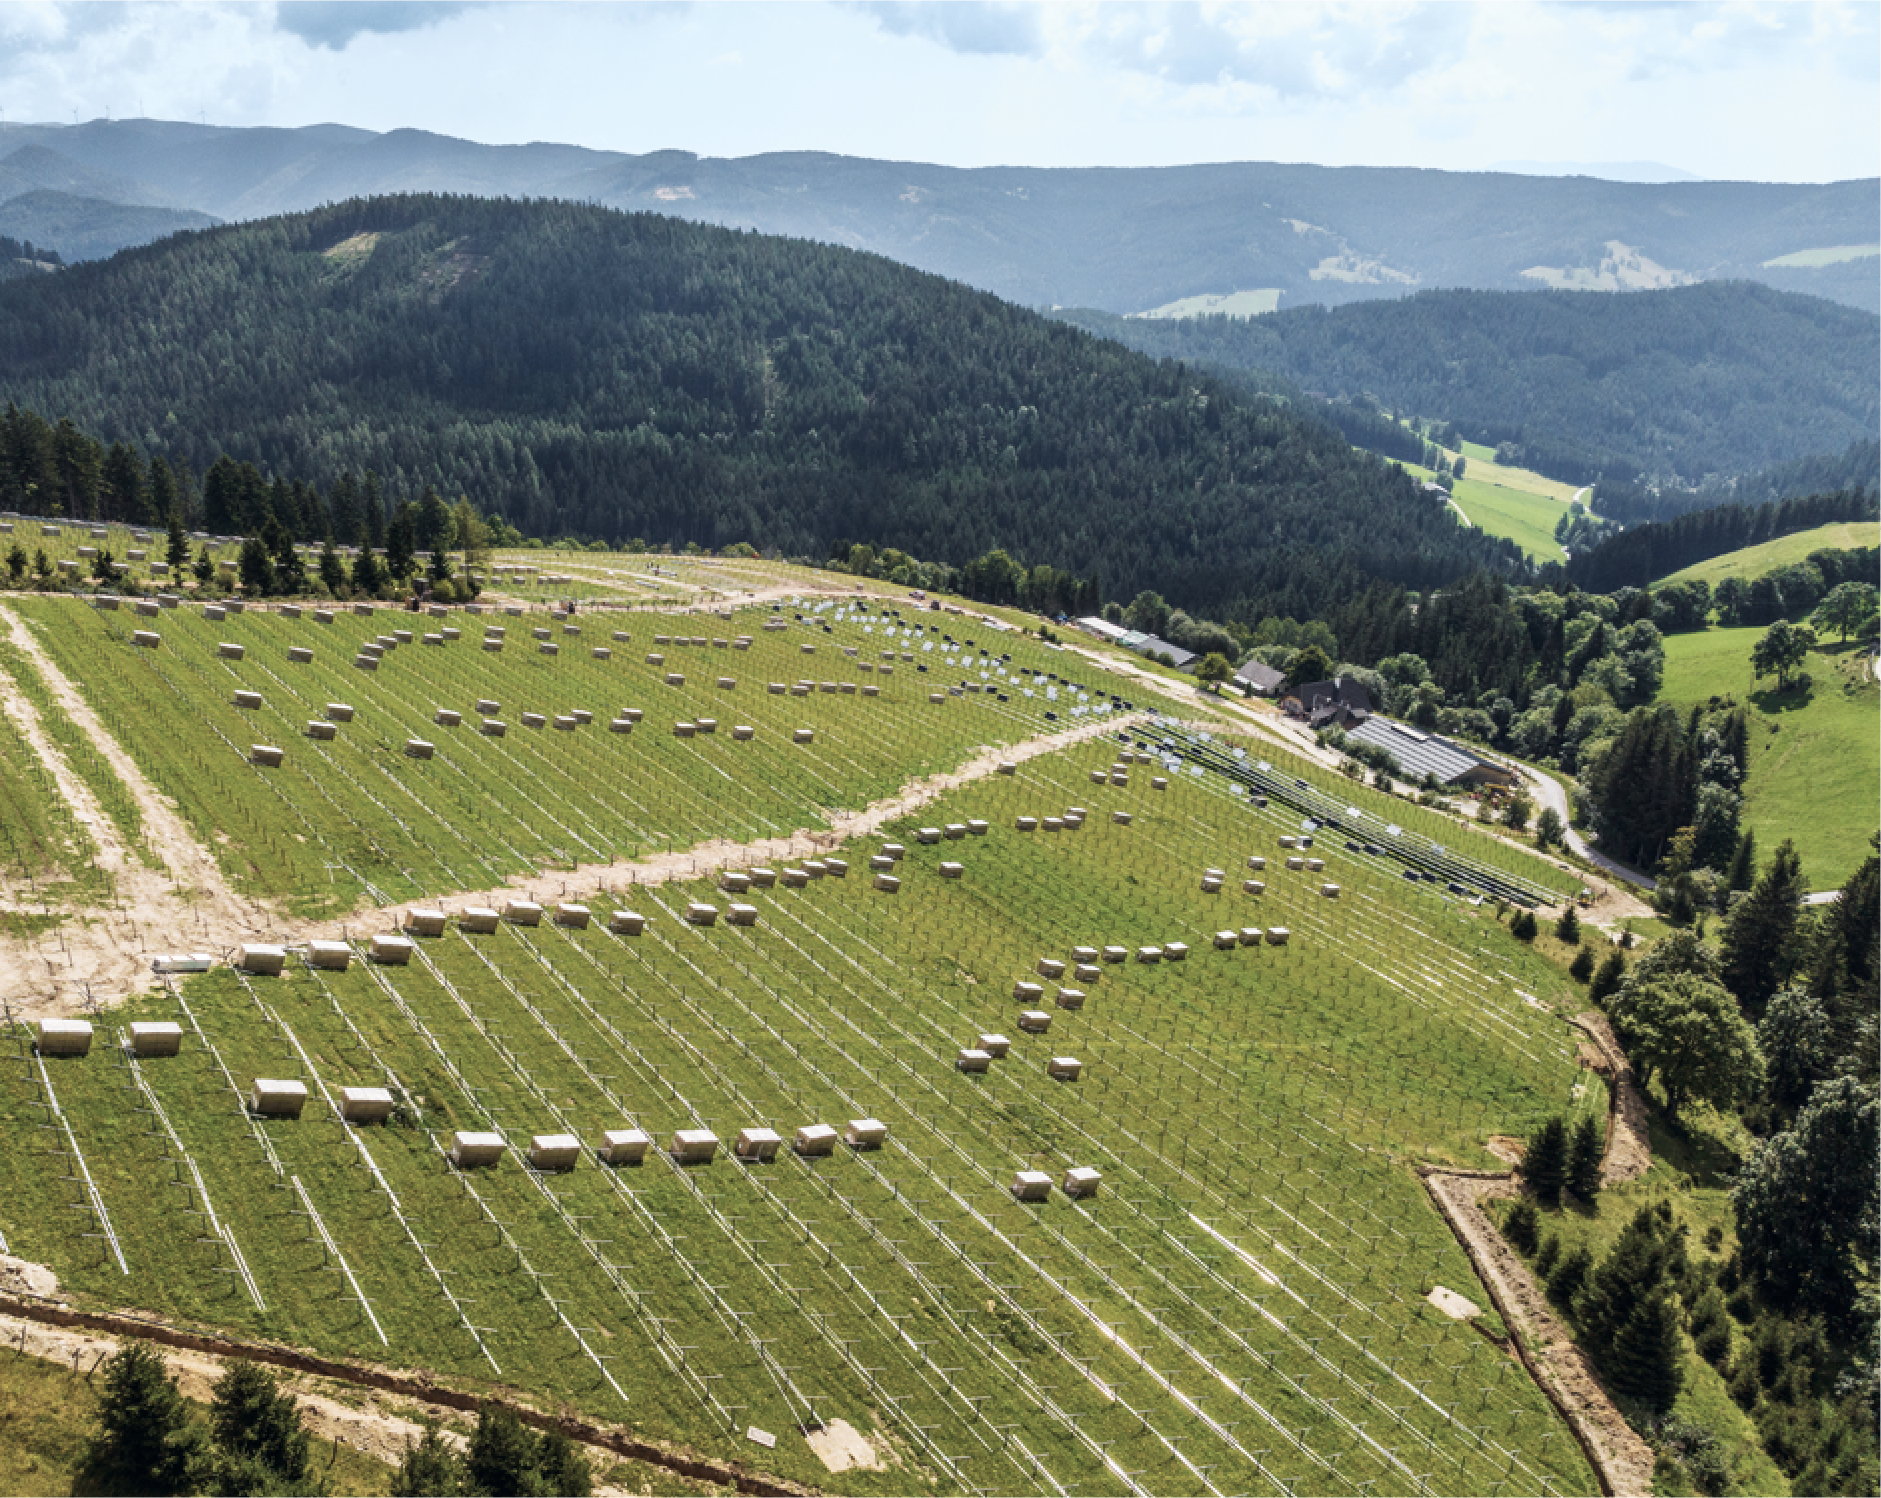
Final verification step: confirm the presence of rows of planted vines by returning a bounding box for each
[0,725,1597,1495]
[12,594,1136,915]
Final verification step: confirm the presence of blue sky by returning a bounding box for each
[0,2,1874,182]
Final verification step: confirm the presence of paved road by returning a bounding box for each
[1519,764,1658,892]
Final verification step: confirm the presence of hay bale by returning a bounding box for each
[928,692,945,704]
[670,1128,719,1164]
[792,727,814,743]
[127,1022,183,1057]
[1013,980,1045,1002]
[717,676,736,690]
[1061,1166,1102,1198]
[597,1129,651,1165]
[966,819,989,836]
[1074,963,1102,983]
[686,901,719,926]
[217,641,245,661]
[452,906,496,933]
[861,683,880,698]
[1055,987,1086,1010]
[1285,856,1305,871]
[1012,1170,1053,1202]
[735,1127,782,1162]
[1201,876,1223,893]
[1305,857,1325,872]
[938,861,964,879]
[554,902,592,930]
[673,720,696,738]
[1136,945,1162,964]
[663,672,685,686]
[1240,927,1265,946]
[1017,1010,1052,1034]
[620,707,643,722]
[956,1048,992,1074]
[844,1118,888,1150]
[1103,945,1128,962]
[554,714,578,731]
[824,858,848,878]
[450,1132,506,1168]
[538,642,559,656]
[341,1087,395,1124]
[1321,883,1341,899]
[802,860,827,878]
[789,683,810,697]
[873,872,901,893]
[768,682,787,695]
[354,654,379,671]
[731,724,755,740]
[479,719,507,737]
[404,739,435,760]
[135,601,161,618]
[131,630,162,648]
[1110,772,1129,787]
[433,708,462,728]
[721,871,752,893]
[695,718,717,734]
[869,854,895,871]
[504,900,543,927]
[370,933,414,965]
[249,744,285,767]
[529,1134,582,1171]
[1048,1056,1083,1081]
[1265,927,1290,945]
[35,1018,92,1056]
[287,646,313,663]
[521,712,546,729]
[305,720,337,741]
[916,826,942,845]
[608,716,635,734]
[1015,815,1039,832]
[1278,836,1298,850]
[1043,816,1065,832]
[309,939,352,969]
[1151,776,1168,791]
[881,843,905,861]
[1090,769,1109,784]
[1112,811,1132,826]
[978,1032,1011,1058]
[1037,957,1067,979]
[250,1079,307,1117]
[232,689,263,710]
[481,639,504,653]
[1163,942,1189,961]
[793,1124,838,1157]
[781,866,809,888]
[1243,879,1265,896]
[748,867,777,888]
[608,910,645,935]
[727,902,759,927]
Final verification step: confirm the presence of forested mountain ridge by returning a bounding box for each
[1057,285,1880,490]
[0,193,1523,619]
[0,119,1874,312]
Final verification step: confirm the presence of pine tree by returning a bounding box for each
[463,1407,539,1498]
[192,544,215,586]
[1567,1114,1604,1200]
[1589,948,1626,1004]
[1604,1289,1686,1411]
[1525,1116,1568,1204]
[1569,946,1596,983]
[209,1360,310,1492]
[237,535,275,596]
[1504,1197,1540,1254]
[1510,909,1539,942]
[1758,988,1832,1110]
[351,546,385,597]
[1555,906,1581,944]
[165,509,190,573]
[82,1342,210,1495]
[318,535,346,596]
[1548,1244,1594,1309]
[1721,838,1809,1016]
[1534,1234,1561,1279]
[391,1419,461,1496]
[386,501,417,584]
[1726,828,1757,893]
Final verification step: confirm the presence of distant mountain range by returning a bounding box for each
[0,119,1874,314]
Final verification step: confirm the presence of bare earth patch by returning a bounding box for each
[805,1418,881,1473]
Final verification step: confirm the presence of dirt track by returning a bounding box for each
[0,603,286,1021]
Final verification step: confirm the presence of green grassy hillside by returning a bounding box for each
[1658,627,1879,887]
[0,724,1597,1495]
[1655,521,1879,586]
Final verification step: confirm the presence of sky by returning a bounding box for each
[0,1,1875,183]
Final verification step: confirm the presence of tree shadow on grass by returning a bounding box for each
[1749,678,1815,715]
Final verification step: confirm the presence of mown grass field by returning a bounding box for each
[1655,522,1880,587]
[1658,626,1879,888]
[0,727,1599,1496]
[1455,443,1584,506]
[1448,477,1573,564]
[10,595,1130,917]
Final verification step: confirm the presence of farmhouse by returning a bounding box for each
[1233,659,1286,696]
[1280,676,1374,729]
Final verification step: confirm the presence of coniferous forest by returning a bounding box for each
[1058,285,1879,489]
[0,194,1524,621]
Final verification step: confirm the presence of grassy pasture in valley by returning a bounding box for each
[0,706,1599,1494]
[10,594,1126,917]
[1454,443,1584,505]
[1447,477,1574,564]
[1654,521,1880,587]
[1658,626,1879,888]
